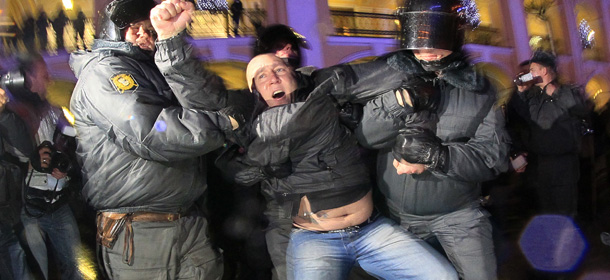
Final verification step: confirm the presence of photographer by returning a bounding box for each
[6,53,82,280]
[0,87,34,280]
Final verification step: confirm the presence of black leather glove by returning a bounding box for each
[312,65,357,98]
[262,161,293,179]
[392,125,449,173]
[215,144,293,186]
[220,89,256,148]
[395,81,440,112]
[215,145,262,186]
[234,161,293,186]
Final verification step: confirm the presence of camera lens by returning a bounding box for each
[1,69,26,92]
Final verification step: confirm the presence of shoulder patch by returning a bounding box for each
[110,73,139,94]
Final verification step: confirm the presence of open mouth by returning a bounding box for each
[272,90,285,99]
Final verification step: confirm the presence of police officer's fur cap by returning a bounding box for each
[106,0,157,29]
[530,51,557,73]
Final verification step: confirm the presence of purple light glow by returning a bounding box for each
[154,120,167,132]
[519,215,588,272]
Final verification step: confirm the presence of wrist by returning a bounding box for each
[157,31,180,41]
[426,145,449,173]
[155,30,187,44]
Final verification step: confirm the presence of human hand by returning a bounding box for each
[392,126,446,165]
[514,72,535,92]
[510,153,528,173]
[393,159,426,175]
[51,169,68,179]
[516,83,531,93]
[39,146,53,169]
[0,88,8,113]
[150,0,195,40]
[392,126,448,172]
[395,82,439,111]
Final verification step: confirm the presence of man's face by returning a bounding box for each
[529,62,546,85]
[412,49,453,61]
[27,60,51,100]
[125,19,156,51]
[247,54,298,107]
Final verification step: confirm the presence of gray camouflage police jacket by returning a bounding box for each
[69,39,233,213]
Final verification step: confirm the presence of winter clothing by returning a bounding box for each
[509,83,587,216]
[69,36,229,279]
[356,50,509,280]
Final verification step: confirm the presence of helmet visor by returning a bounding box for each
[397,10,460,51]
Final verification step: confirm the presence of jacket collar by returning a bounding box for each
[386,50,489,93]
[92,39,154,61]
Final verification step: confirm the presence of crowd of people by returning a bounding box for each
[3,7,88,55]
[0,0,606,279]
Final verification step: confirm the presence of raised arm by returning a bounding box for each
[152,0,228,111]
[312,57,408,105]
[71,58,233,162]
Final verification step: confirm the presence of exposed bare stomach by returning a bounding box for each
[292,190,373,232]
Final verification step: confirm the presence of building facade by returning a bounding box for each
[1,0,609,110]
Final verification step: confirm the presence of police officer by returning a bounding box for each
[355,1,510,279]
[69,0,237,278]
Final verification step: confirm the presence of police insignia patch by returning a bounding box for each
[110,73,139,94]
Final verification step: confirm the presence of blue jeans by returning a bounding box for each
[0,223,34,280]
[21,204,82,280]
[286,216,457,280]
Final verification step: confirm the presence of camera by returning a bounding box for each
[1,69,27,94]
[36,141,73,174]
[513,73,541,86]
[47,150,73,174]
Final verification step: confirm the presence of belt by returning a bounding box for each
[97,211,181,266]
[316,209,380,234]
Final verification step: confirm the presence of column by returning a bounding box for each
[560,0,584,83]
[506,0,533,64]
[285,0,333,67]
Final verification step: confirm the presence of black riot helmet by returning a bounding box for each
[98,0,157,41]
[396,0,466,51]
[253,24,309,68]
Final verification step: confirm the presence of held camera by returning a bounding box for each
[1,69,27,94]
[47,150,73,174]
[37,141,73,174]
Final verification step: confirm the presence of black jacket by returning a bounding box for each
[508,83,587,185]
[245,76,371,214]
[356,51,510,216]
